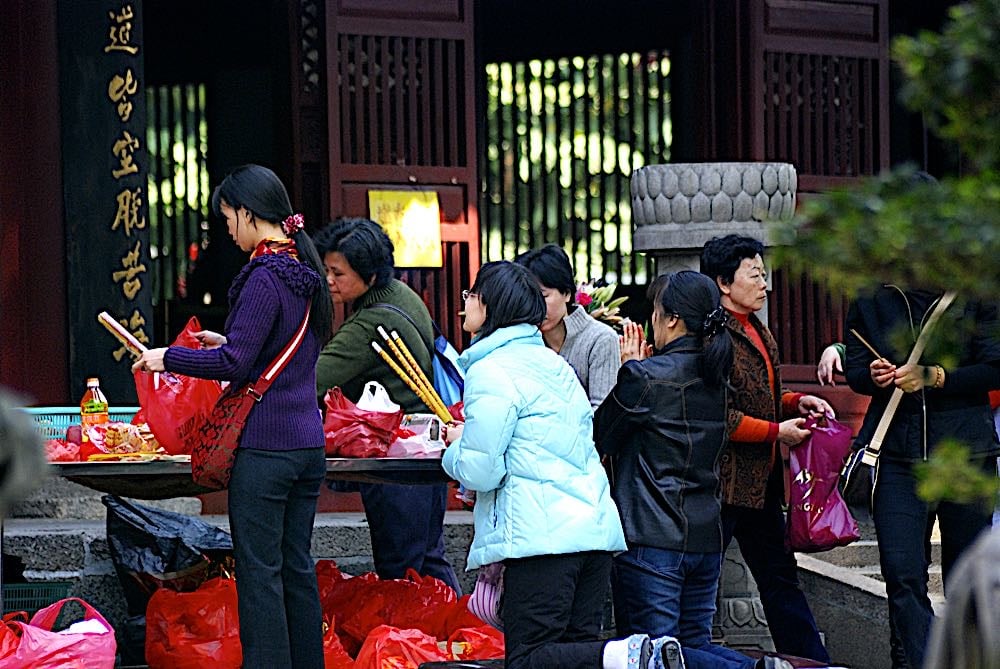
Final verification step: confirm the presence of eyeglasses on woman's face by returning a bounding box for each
[461,289,479,301]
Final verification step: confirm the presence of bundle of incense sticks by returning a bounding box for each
[98,311,147,357]
[98,311,181,388]
[371,326,453,424]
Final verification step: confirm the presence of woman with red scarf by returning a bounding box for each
[134,164,332,668]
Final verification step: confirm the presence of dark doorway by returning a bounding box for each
[143,0,294,343]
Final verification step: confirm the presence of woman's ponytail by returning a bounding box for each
[657,271,733,387]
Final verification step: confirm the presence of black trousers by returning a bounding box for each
[872,456,994,669]
[502,551,612,669]
[360,481,462,594]
[228,446,326,669]
[721,467,830,663]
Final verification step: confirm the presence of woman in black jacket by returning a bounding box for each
[845,285,1000,669]
[596,271,778,669]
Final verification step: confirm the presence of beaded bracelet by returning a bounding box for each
[933,364,945,389]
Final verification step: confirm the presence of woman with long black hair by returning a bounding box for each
[134,164,332,668]
[597,271,788,669]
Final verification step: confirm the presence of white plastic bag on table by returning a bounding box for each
[356,381,401,413]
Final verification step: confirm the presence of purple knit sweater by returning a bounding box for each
[164,253,325,451]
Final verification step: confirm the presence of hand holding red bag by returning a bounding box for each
[786,415,861,552]
[134,317,223,454]
[323,387,403,457]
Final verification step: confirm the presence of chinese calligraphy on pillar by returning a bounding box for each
[59,1,150,402]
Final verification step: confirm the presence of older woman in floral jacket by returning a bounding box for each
[700,234,833,664]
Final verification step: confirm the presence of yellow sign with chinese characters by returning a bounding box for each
[368,190,443,268]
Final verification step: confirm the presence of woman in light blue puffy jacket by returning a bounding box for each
[443,261,680,669]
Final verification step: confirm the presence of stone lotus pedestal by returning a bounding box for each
[631,161,797,325]
[630,161,801,652]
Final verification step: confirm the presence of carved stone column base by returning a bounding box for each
[713,596,774,653]
[714,543,775,652]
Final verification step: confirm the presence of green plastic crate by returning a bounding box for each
[3,581,74,616]
[22,406,140,440]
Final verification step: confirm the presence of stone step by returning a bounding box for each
[1,510,477,636]
[797,552,945,669]
[816,539,942,569]
[842,563,944,598]
[9,477,201,520]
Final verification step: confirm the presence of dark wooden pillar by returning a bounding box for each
[0,0,69,403]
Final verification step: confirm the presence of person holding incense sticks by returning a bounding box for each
[313,217,461,594]
[845,283,1000,669]
[133,164,332,669]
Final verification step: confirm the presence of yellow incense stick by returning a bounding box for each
[378,326,448,418]
[371,342,452,423]
[377,327,436,404]
[389,329,451,419]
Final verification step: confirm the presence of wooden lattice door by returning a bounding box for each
[751,0,890,368]
[323,0,479,347]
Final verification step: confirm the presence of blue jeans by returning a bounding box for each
[359,482,461,593]
[721,468,831,663]
[228,447,326,669]
[613,546,755,669]
[873,457,994,669]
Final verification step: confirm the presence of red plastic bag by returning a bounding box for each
[786,415,861,553]
[447,626,506,660]
[353,625,448,669]
[384,570,457,637]
[323,617,356,669]
[320,571,381,654]
[0,612,27,660]
[323,387,403,457]
[145,577,242,669]
[1,598,117,668]
[433,595,494,636]
[340,570,457,643]
[134,317,223,454]
[316,559,352,606]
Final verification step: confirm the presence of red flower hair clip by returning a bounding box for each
[282,213,305,235]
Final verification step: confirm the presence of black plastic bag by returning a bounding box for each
[102,494,233,617]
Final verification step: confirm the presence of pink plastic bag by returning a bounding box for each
[785,415,861,553]
[466,562,504,631]
[1,598,117,668]
[134,317,223,454]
